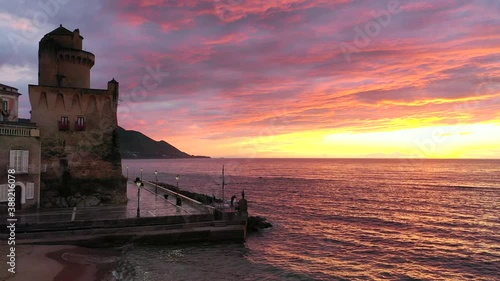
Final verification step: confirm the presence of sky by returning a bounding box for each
[1,0,499,158]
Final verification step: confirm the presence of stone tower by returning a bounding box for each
[28,25,126,207]
[38,25,94,88]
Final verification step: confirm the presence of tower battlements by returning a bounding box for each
[56,49,95,68]
[39,25,95,88]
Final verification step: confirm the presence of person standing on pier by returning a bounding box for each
[236,190,248,217]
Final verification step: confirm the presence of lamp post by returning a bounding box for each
[154,170,158,194]
[222,165,225,209]
[134,178,142,218]
[140,168,143,180]
[175,174,181,206]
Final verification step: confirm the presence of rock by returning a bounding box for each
[66,196,79,207]
[83,196,100,207]
[60,197,68,208]
[100,194,112,203]
[247,216,273,233]
[52,197,69,208]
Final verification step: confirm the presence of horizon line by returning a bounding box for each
[123,157,500,160]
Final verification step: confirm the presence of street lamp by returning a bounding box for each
[140,168,143,180]
[175,175,181,206]
[222,165,225,209]
[154,170,158,194]
[126,165,129,180]
[134,177,142,218]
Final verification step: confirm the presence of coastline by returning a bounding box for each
[0,245,118,281]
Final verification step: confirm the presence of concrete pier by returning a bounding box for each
[0,181,247,245]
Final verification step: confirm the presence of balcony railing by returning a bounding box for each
[0,124,39,137]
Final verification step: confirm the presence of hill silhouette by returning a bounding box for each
[117,127,209,159]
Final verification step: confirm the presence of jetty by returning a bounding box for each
[0,181,247,246]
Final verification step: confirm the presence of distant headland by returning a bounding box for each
[117,126,210,159]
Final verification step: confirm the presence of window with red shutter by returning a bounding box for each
[59,116,69,131]
[75,116,86,131]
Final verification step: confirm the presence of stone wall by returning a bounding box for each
[40,175,127,208]
[29,82,125,206]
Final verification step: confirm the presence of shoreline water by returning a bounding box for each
[2,158,497,280]
[1,245,118,281]
[119,158,499,280]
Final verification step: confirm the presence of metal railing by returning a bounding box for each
[144,181,216,215]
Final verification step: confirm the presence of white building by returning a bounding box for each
[0,83,42,210]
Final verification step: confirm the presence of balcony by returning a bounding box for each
[0,122,39,137]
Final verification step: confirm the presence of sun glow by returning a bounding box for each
[225,123,500,159]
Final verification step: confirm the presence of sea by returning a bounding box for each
[118,158,500,281]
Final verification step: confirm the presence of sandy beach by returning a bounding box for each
[0,244,118,281]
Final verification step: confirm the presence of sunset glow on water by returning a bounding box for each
[121,158,500,280]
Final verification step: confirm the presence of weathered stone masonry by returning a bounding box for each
[28,25,126,207]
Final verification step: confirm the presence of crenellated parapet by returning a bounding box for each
[29,88,112,114]
[28,82,118,137]
[38,25,95,89]
[57,49,95,68]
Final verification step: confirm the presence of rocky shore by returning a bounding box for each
[247,216,273,233]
